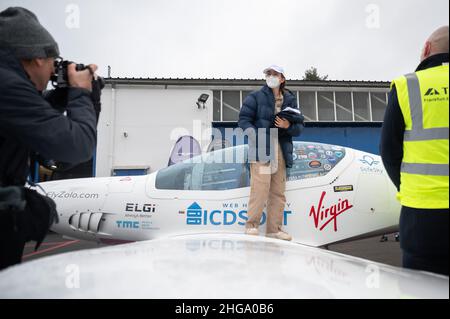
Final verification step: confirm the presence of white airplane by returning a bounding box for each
[44,141,400,247]
[0,233,448,298]
[0,141,448,298]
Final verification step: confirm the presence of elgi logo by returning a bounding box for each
[125,203,156,213]
[185,202,292,226]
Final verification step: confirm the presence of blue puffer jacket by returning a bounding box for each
[238,85,304,168]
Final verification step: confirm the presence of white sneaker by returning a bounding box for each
[245,228,259,236]
[266,231,292,241]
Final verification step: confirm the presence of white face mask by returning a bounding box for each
[266,75,281,89]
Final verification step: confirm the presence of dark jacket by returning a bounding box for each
[380,53,449,191]
[238,85,304,168]
[0,48,97,186]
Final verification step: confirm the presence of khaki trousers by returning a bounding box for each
[246,142,287,234]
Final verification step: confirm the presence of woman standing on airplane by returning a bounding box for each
[238,65,304,241]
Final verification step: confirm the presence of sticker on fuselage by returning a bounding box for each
[333,185,354,192]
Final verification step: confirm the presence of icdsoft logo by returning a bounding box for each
[183,202,292,226]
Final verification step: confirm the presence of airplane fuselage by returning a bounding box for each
[42,142,401,247]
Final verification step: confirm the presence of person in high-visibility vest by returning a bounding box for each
[381,26,449,276]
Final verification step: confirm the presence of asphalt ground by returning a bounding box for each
[21,232,403,267]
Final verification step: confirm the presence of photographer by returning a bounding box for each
[0,7,99,270]
[36,65,104,181]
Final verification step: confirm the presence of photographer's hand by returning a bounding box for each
[68,63,98,92]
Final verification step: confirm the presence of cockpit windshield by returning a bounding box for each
[155,142,346,190]
[287,142,346,181]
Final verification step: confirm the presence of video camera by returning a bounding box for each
[51,57,105,89]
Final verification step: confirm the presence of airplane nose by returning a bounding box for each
[35,176,111,241]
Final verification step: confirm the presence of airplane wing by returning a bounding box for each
[0,234,447,299]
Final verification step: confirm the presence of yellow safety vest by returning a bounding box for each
[391,63,449,209]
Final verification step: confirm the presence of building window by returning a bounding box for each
[213,88,388,123]
[335,92,353,121]
[298,91,317,121]
[370,92,387,121]
[353,92,370,122]
[317,91,335,121]
[222,91,241,122]
[213,91,221,121]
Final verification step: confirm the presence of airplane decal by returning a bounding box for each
[184,202,292,227]
[359,155,380,167]
[309,191,353,232]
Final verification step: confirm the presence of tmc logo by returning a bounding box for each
[116,220,140,229]
[185,202,292,226]
[425,87,449,96]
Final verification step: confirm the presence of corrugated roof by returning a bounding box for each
[105,77,390,88]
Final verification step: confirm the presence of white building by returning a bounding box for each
[96,78,390,177]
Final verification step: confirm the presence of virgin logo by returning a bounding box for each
[309,191,353,232]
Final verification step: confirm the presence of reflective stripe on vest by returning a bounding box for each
[401,72,449,177]
[401,162,449,176]
[404,73,449,142]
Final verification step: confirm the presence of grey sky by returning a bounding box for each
[1,0,448,81]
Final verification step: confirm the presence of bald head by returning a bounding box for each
[420,26,449,62]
